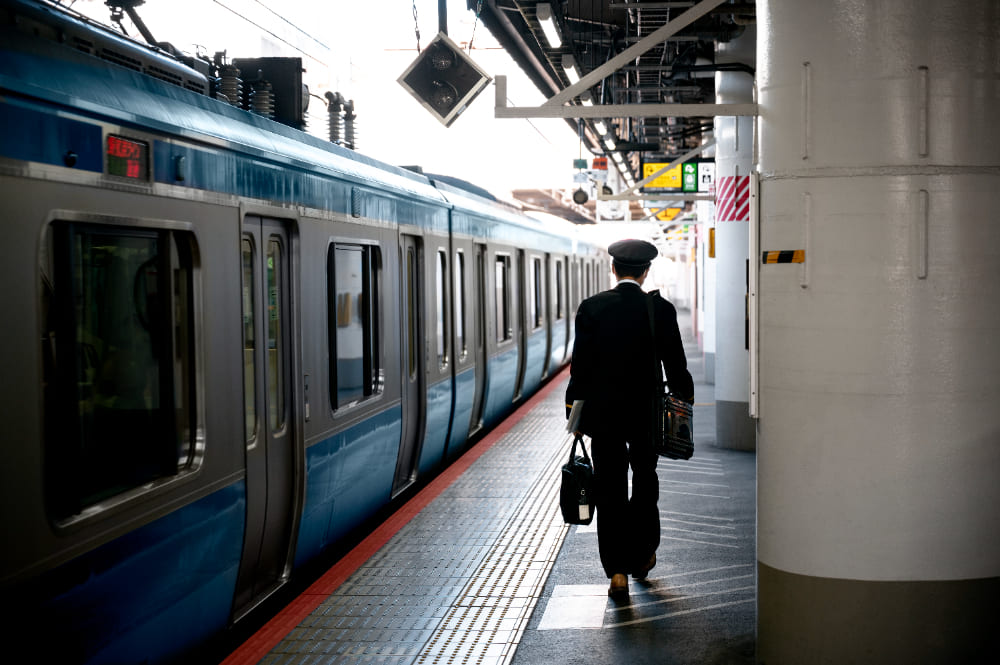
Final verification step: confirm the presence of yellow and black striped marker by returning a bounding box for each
[762,250,805,264]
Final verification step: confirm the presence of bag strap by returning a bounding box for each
[645,291,663,389]
[569,433,591,463]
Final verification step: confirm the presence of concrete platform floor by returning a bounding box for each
[225,309,757,665]
[511,320,757,665]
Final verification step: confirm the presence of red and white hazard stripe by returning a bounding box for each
[716,175,750,222]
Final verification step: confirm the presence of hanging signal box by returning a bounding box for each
[398,32,492,128]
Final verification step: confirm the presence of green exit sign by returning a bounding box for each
[682,163,698,192]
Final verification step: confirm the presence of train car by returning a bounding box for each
[0,1,607,662]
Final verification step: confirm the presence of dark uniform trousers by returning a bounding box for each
[592,427,660,578]
[566,281,693,579]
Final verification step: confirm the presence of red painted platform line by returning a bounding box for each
[221,366,570,665]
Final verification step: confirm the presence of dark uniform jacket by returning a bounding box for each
[566,281,693,439]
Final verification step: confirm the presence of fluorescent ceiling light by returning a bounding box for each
[603,136,616,151]
[537,3,562,48]
[579,91,593,106]
[561,54,580,84]
[593,120,608,135]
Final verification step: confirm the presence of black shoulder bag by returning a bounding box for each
[560,433,595,525]
[646,292,694,460]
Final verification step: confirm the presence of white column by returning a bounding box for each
[757,1,1000,662]
[713,25,756,449]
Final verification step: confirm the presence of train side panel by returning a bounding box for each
[443,231,480,458]
[295,409,402,566]
[415,225,457,479]
[0,166,250,663]
[292,201,407,567]
[26,485,245,664]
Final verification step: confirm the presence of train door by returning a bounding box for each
[395,234,424,495]
[513,249,527,400]
[540,254,551,379]
[571,259,581,313]
[558,256,571,358]
[468,242,488,435]
[234,216,296,619]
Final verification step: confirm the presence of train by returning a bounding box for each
[0,1,608,662]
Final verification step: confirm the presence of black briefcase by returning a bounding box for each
[560,434,595,525]
[653,387,694,460]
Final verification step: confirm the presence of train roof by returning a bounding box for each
[0,0,602,255]
[0,0,447,205]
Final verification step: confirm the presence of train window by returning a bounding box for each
[571,261,581,306]
[531,257,543,329]
[42,222,198,520]
[328,243,382,409]
[555,260,565,320]
[435,249,449,368]
[242,239,257,442]
[527,257,536,330]
[364,248,381,393]
[495,255,512,342]
[455,250,467,359]
[266,239,285,431]
[406,247,417,379]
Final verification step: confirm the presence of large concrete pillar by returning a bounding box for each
[713,25,756,450]
[757,1,1000,662]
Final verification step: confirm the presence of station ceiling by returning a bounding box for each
[474,0,756,222]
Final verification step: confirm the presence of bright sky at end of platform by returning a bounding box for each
[70,0,584,197]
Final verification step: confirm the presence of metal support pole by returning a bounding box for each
[123,6,157,45]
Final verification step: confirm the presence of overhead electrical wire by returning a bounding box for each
[212,0,330,67]
[247,0,333,52]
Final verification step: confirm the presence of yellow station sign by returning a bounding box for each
[642,162,683,189]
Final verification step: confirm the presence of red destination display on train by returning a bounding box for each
[106,135,148,179]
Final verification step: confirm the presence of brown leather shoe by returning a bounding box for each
[608,573,628,598]
[632,554,656,580]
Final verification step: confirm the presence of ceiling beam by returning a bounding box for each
[494,78,757,119]
[542,0,729,107]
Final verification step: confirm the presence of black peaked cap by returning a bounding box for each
[608,238,658,267]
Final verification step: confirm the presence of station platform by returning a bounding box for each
[221,318,756,665]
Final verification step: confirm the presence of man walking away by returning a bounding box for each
[566,239,694,599]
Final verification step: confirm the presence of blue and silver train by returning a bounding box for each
[0,1,607,662]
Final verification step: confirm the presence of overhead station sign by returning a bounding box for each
[642,158,713,193]
[642,162,683,189]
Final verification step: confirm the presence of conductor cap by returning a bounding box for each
[608,238,658,267]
